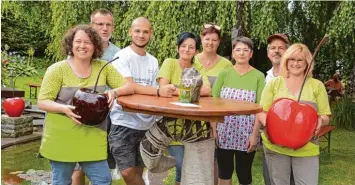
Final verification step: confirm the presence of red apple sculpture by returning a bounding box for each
[71,56,119,126]
[3,97,25,117]
[265,34,329,149]
[266,98,318,149]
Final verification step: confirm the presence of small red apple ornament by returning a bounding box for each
[3,97,25,117]
[72,57,119,126]
[265,34,329,150]
[266,98,318,149]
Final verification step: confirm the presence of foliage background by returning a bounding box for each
[1,1,354,92]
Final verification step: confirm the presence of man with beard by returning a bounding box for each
[263,33,294,185]
[108,17,176,185]
[265,34,289,83]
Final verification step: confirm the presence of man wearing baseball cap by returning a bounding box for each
[265,34,290,84]
[263,33,294,185]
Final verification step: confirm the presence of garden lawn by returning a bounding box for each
[2,129,354,185]
[13,68,46,105]
[162,128,355,185]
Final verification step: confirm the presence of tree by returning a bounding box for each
[1,1,354,88]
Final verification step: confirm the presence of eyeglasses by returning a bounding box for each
[287,58,306,64]
[91,22,113,29]
[233,48,251,53]
[203,23,221,31]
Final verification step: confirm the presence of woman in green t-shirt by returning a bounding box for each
[258,43,331,185]
[195,23,233,87]
[212,36,265,185]
[157,32,211,185]
[38,25,133,185]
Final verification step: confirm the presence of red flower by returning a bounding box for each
[3,59,8,63]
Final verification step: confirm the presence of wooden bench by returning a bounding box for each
[316,125,336,154]
[27,83,41,99]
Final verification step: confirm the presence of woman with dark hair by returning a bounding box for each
[38,24,133,185]
[157,32,211,185]
[212,36,265,185]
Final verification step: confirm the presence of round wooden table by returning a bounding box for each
[117,94,263,184]
[117,94,263,122]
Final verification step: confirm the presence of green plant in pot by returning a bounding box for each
[72,57,118,126]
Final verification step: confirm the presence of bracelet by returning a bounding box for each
[157,87,160,97]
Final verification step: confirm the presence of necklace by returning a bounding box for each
[201,54,218,67]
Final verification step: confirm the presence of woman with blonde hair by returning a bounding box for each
[258,43,331,185]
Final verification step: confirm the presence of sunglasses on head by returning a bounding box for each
[203,23,221,31]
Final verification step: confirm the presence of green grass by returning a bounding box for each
[2,129,355,184]
[163,129,355,185]
[12,69,46,105]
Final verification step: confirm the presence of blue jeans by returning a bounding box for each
[49,160,111,185]
[168,145,184,183]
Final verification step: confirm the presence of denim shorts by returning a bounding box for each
[50,160,111,185]
[108,125,146,170]
[168,145,184,183]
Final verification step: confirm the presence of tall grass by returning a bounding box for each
[331,96,355,130]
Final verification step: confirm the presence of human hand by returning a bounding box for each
[256,112,267,127]
[210,122,219,148]
[159,84,176,98]
[314,117,323,136]
[105,90,116,108]
[247,134,258,153]
[62,105,82,125]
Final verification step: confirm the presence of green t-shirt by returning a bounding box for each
[38,59,126,162]
[260,76,331,157]
[195,54,233,86]
[211,67,265,150]
[157,58,210,145]
[212,67,265,104]
[157,58,210,86]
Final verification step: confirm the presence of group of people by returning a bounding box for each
[38,8,331,185]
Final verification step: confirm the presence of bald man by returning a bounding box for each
[108,17,175,185]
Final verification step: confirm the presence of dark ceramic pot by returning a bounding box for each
[72,88,109,126]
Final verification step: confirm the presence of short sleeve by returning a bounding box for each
[315,81,331,115]
[212,70,226,98]
[256,73,266,104]
[105,63,127,89]
[111,51,132,78]
[38,64,62,101]
[157,58,173,83]
[260,78,276,111]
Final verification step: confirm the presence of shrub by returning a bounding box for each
[331,96,355,130]
[1,45,38,87]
